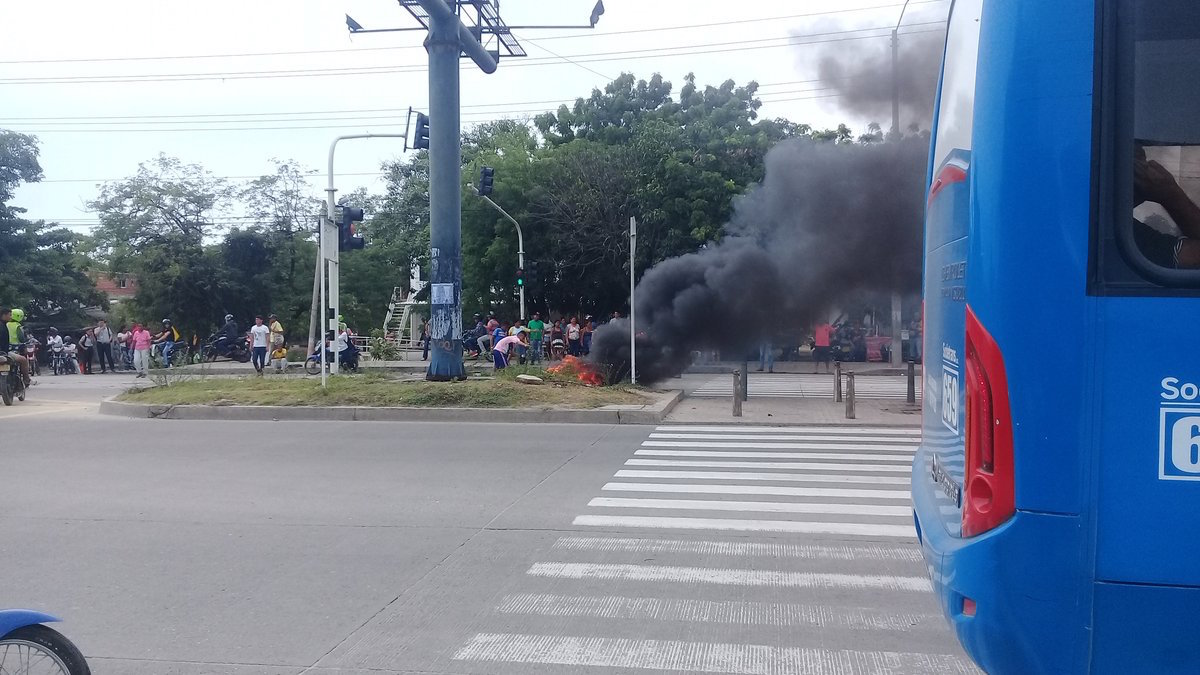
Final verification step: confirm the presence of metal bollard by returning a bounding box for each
[907,360,916,404]
[845,371,856,419]
[741,359,749,401]
[733,369,743,417]
[834,361,843,402]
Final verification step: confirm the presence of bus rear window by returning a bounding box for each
[1102,0,1200,289]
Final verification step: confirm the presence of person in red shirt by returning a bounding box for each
[812,322,833,373]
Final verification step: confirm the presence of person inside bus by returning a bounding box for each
[1132,144,1200,268]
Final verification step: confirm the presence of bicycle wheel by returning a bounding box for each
[305,358,322,376]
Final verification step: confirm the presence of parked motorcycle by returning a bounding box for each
[0,609,90,674]
[305,344,360,375]
[201,333,251,363]
[0,353,27,406]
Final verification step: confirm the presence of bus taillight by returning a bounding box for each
[962,306,1015,537]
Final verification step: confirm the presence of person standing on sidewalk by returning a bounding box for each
[812,321,833,373]
[758,340,774,373]
[94,319,115,373]
[130,322,152,378]
[78,329,97,374]
[268,314,285,350]
[526,312,545,365]
[420,319,431,361]
[248,316,270,376]
[566,317,582,356]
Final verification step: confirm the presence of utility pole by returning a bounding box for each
[367,0,603,380]
[889,0,913,367]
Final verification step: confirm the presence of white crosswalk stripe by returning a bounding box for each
[691,373,923,400]
[453,423,980,674]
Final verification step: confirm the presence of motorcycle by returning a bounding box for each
[0,609,90,674]
[0,353,27,406]
[201,333,251,363]
[305,344,360,375]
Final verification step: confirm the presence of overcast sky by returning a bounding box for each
[0,0,949,232]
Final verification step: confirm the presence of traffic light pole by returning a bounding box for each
[477,193,525,320]
[316,133,406,382]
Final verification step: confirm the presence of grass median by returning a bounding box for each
[120,368,652,409]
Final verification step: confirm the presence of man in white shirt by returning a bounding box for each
[248,315,271,376]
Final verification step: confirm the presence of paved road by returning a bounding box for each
[4,385,973,674]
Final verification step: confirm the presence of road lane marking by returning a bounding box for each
[602,482,912,500]
[613,469,909,485]
[650,432,921,444]
[656,425,921,436]
[636,449,914,462]
[644,440,917,451]
[495,593,942,631]
[626,458,913,473]
[572,514,916,538]
[589,497,913,517]
[527,562,929,591]
[453,633,976,674]
[550,536,923,562]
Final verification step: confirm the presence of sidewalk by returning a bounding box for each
[661,373,922,426]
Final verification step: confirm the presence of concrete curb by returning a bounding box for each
[98,389,682,425]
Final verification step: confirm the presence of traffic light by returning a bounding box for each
[479,166,494,196]
[515,267,525,287]
[339,206,366,252]
[526,261,539,286]
[413,112,430,150]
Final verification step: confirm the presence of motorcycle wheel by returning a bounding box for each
[235,351,251,364]
[0,624,91,675]
[0,377,11,406]
[305,358,322,376]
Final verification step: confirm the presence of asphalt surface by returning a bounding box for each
[2,373,976,674]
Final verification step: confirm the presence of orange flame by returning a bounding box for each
[547,355,606,386]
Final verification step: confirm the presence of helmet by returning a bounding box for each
[48,327,58,335]
[162,319,172,326]
[224,314,234,322]
[10,309,24,322]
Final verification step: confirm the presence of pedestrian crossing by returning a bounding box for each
[692,373,923,400]
[452,424,980,674]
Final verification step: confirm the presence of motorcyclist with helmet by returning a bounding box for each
[215,313,239,357]
[0,307,32,387]
[153,319,182,367]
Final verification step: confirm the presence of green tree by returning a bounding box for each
[239,159,323,339]
[0,130,104,324]
[90,154,229,337]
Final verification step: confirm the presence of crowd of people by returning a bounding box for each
[449,311,619,371]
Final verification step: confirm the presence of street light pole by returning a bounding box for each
[629,216,637,385]
[476,193,525,320]
[889,0,913,367]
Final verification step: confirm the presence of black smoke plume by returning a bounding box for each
[590,137,927,384]
[816,30,945,132]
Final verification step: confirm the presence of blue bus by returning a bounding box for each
[913,1,1200,673]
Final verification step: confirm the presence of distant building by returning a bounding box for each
[92,273,138,304]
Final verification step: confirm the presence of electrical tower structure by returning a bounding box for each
[350,0,603,380]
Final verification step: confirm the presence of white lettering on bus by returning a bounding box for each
[1161,377,1200,400]
[942,345,959,366]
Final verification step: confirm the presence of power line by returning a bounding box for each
[0,80,834,124]
[1,87,837,126]
[0,1,947,66]
[0,25,944,85]
[1,92,852,134]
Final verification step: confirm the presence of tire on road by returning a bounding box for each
[0,624,92,675]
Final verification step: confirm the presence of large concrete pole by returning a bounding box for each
[424,9,466,381]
